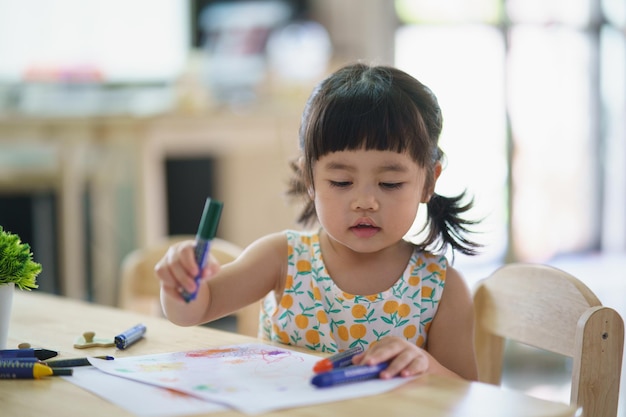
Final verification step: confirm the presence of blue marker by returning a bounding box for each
[311,362,389,388]
[313,345,364,373]
[0,360,72,379]
[114,324,146,350]
[180,197,223,303]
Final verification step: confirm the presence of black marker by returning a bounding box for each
[46,356,115,367]
[114,324,146,350]
[0,348,58,361]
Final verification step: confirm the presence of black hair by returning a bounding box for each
[288,63,480,256]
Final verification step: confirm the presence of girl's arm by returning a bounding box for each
[423,266,478,380]
[157,232,288,327]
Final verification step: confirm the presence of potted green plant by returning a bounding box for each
[0,226,42,348]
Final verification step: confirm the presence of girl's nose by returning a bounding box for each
[351,188,379,211]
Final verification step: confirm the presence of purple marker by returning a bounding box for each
[311,362,389,388]
[181,198,223,303]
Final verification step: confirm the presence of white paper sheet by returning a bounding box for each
[64,367,227,417]
[86,343,413,415]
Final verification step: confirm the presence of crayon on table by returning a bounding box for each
[313,345,364,373]
[311,362,389,388]
[0,348,58,360]
[114,324,147,350]
[13,356,114,367]
[46,356,114,367]
[0,360,73,379]
[181,197,223,303]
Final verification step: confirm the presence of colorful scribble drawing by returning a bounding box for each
[89,343,411,415]
[91,343,316,413]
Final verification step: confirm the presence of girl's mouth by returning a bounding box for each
[350,223,380,238]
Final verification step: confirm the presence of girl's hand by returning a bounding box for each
[155,240,220,301]
[351,336,432,379]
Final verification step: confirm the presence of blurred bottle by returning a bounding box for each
[199,0,291,105]
[266,21,332,85]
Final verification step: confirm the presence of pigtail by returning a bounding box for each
[419,192,481,256]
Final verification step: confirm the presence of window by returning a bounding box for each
[0,0,188,83]
[395,0,625,265]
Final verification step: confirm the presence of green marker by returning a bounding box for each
[181,197,223,303]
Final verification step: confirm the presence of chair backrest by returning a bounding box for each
[118,235,259,337]
[474,263,624,417]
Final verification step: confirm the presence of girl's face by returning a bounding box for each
[311,149,436,254]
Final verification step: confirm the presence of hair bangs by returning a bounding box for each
[309,84,431,166]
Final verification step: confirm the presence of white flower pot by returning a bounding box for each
[0,282,15,349]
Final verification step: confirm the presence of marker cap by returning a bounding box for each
[313,359,333,373]
[196,198,223,240]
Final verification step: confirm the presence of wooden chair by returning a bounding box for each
[473,263,624,417]
[118,235,260,337]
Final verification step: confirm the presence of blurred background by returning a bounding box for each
[0,0,624,410]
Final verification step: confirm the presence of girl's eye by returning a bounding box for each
[329,181,352,188]
[380,182,403,190]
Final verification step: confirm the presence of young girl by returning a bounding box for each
[156,63,481,381]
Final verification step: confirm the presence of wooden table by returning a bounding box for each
[1,291,579,417]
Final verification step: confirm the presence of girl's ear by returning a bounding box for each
[422,162,442,203]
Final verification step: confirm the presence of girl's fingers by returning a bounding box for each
[161,283,183,299]
[401,355,429,377]
[358,338,405,365]
[155,242,223,302]
[379,350,417,379]
[169,242,200,277]
[351,337,430,379]
[155,242,199,291]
